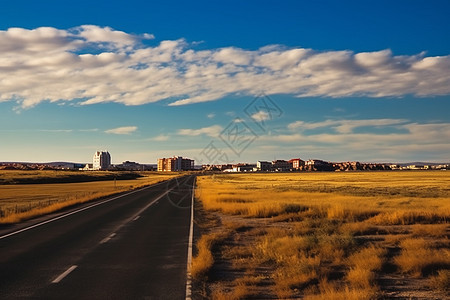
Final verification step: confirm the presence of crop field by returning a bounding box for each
[192,171,450,299]
[0,171,179,224]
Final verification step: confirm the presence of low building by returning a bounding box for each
[257,161,272,171]
[81,163,93,171]
[226,163,256,172]
[114,161,156,171]
[289,158,305,170]
[305,159,334,171]
[407,165,425,170]
[272,160,291,171]
[157,156,194,171]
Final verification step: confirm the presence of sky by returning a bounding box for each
[0,0,449,164]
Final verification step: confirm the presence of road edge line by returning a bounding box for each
[185,176,195,300]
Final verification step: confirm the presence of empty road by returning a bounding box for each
[0,175,195,299]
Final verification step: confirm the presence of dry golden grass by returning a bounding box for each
[428,269,450,291]
[346,246,385,289]
[0,170,120,184]
[0,172,179,224]
[196,172,450,221]
[211,284,249,300]
[339,222,378,236]
[411,223,448,237]
[394,238,450,276]
[194,171,450,299]
[210,275,263,300]
[348,245,385,272]
[253,229,322,297]
[191,231,230,280]
[305,278,377,300]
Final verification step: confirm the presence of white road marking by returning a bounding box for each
[52,265,78,283]
[100,233,116,244]
[185,177,195,300]
[99,188,172,245]
[0,179,170,240]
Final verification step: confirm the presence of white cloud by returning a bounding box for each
[207,113,215,119]
[0,25,449,109]
[265,120,450,149]
[105,126,138,135]
[178,125,223,137]
[251,111,270,122]
[288,119,408,133]
[151,134,169,141]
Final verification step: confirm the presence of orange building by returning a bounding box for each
[157,156,194,171]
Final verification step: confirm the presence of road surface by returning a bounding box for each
[0,175,195,299]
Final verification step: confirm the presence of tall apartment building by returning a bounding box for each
[93,151,111,170]
[157,156,194,171]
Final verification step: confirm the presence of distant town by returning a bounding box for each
[0,150,448,172]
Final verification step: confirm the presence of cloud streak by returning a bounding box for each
[105,126,137,135]
[1,25,450,109]
[288,119,409,133]
[265,119,450,149]
[178,125,223,137]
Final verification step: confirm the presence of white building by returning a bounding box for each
[93,151,111,170]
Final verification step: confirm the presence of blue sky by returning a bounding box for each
[1,0,449,164]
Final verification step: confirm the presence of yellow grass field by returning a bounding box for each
[0,171,180,224]
[193,171,450,299]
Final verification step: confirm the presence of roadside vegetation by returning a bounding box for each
[192,171,450,299]
[0,171,180,224]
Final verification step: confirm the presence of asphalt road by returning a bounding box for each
[0,175,196,299]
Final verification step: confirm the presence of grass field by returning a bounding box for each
[0,171,180,224]
[0,170,141,184]
[192,171,450,299]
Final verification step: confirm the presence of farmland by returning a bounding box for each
[0,170,179,224]
[192,171,450,299]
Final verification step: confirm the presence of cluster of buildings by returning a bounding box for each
[202,159,446,172]
[204,159,335,172]
[157,156,194,172]
[389,164,449,170]
[2,150,447,172]
[83,152,195,172]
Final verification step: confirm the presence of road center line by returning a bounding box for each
[185,177,195,300]
[100,233,116,244]
[99,188,173,244]
[52,265,78,284]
